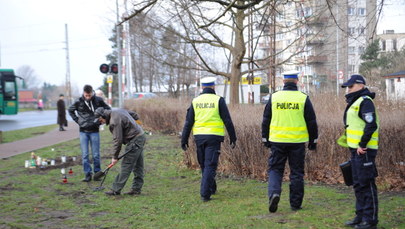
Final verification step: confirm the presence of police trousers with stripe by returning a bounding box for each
[350,148,378,225]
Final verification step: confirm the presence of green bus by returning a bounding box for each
[0,69,19,115]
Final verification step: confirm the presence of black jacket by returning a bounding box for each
[261,82,318,145]
[68,95,111,132]
[344,88,378,148]
[181,88,237,145]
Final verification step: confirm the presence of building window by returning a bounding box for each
[296,9,303,18]
[358,27,365,35]
[348,46,356,54]
[382,40,386,51]
[276,32,284,41]
[276,12,284,21]
[358,46,365,54]
[358,8,366,16]
[349,65,355,72]
[304,7,312,17]
[393,39,397,51]
[348,27,356,35]
[348,7,356,15]
[390,79,395,94]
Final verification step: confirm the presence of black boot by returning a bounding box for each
[82,174,92,182]
[59,126,66,131]
[345,217,362,227]
[268,194,280,213]
[354,222,377,229]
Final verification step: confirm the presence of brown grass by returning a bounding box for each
[125,94,405,191]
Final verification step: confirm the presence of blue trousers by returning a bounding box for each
[80,132,101,175]
[268,143,305,208]
[350,148,378,225]
[195,139,221,199]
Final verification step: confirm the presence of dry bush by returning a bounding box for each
[125,94,405,191]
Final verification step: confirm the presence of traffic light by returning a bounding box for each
[110,64,118,74]
[99,64,109,74]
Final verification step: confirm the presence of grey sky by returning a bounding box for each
[0,0,117,91]
[0,0,404,92]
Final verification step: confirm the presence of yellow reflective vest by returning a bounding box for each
[346,96,379,149]
[269,91,309,143]
[192,93,225,136]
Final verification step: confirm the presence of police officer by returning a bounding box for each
[262,70,318,213]
[341,74,379,229]
[181,76,237,202]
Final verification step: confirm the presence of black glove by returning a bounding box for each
[263,141,272,148]
[181,143,189,151]
[230,141,236,149]
[308,142,317,151]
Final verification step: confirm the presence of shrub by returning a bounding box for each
[125,94,405,191]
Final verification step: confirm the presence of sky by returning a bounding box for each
[0,0,118,92]
[0,0,405,92]
[377,0,405,34]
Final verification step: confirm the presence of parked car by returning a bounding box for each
[132,92,158,99]
[261,94,270,104]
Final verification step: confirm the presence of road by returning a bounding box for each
[0,110,73,131]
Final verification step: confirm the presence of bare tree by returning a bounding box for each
[15,65,42,89]
[122,0,385,103]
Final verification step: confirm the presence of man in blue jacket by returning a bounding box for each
[181,77,237,202]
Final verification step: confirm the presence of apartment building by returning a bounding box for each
[258,0,377,92]
[378,30,405,52]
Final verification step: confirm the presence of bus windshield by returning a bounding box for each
[4,81,16,99]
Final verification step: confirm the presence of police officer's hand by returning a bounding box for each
[263,141,272,148]
[181,143,189,151]
[230,141,236,149]
[308,142,317,151]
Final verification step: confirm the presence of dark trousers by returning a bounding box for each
[350,148,378,225]
[112,134,146,193]
[195,139,221,198]
[268,143,305,208]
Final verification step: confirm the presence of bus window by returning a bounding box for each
[4,81,16,99]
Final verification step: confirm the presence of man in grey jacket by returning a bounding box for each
[94,107,146,196]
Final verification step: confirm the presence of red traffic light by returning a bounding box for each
[99,64,109,74]
[110,64,118,74]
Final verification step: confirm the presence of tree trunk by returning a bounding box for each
[229,7,246,105]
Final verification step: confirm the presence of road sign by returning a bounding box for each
[107,75,113,84]
[338,70,344,79]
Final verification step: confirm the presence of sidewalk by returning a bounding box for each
[0,122,79,159]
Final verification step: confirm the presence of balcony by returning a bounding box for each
[306,35,325,45]
[306,16,328,26]
[307,55,327,64]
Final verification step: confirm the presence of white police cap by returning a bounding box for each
[282,70,300,79]
[201,77,216,86]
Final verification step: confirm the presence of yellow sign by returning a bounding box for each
[225,77,262,85]
[107,75,113,84]
[7,101,16,107]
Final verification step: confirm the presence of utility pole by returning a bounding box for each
[116,0,123,108]
[65,24,72,105]
[336,3,340,96]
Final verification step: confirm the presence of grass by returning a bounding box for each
[0,127,404,228]
[1,124,58,143]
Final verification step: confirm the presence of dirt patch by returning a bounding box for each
[0,183,23,193]
[24,156,82,174]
